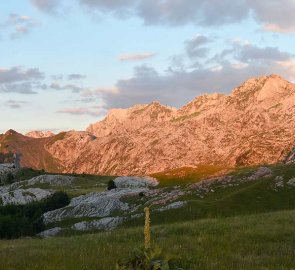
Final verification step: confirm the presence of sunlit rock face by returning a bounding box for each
[2,75,295,175]
[25,131,55,138]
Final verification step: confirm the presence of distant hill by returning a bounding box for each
[25,131,55,138]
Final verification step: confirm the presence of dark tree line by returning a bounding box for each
[0,191,70,239]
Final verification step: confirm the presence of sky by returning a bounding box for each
[1,0,295,134]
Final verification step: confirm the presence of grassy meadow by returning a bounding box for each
[0,210,295,269]
[1,163,295,269]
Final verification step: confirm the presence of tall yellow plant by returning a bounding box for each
[144,207,151,249]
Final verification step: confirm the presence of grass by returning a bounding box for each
[171,111,201,122]
[11,169,113,198]
[151,165,231,187]
[0,210,295,269]
[2,163,295,269]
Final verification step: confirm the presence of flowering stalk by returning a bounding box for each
[144,207,151,250]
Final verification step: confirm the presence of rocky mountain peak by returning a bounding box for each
[232,74,290,96]
[25,131,55,138]
[5,129,18,136]
[2,74,295,176]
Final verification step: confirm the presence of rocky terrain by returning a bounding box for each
[25,131,55,138]
[1,162,295,238]
[1,74,295,175]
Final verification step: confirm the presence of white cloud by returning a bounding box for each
[57,106,105,116]
[119,52,156,62]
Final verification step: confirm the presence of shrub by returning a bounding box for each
[107,179,117,190]
[5,172,14,184]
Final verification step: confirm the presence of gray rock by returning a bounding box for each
[72,217,125,231]
[0,163,16,181]
[27,175,75,186]
[37,227,62,238]
[114,176,159,189]
[43,188,147,224]
[287,178,295,186]
[156,201,187,212]
[248,167,273,181]
[0,188,53,205]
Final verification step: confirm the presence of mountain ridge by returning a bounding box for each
[1,74,295,175]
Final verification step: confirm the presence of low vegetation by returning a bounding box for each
[0,191,70,239]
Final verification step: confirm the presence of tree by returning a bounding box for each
[107,180,117,190]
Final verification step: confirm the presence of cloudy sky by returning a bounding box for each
[1,0,295,133]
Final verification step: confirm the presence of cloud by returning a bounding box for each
[68,73,86,80]
[119,52,156,62]
[30,0,61,13]
[249,0,295,33]
[263,23,295,34]
[4,100,28,109]
[0,66,44,84]
[234,44,294,63]
[57,106,105,116]
[82,87,119,96]
[51,74,63,80]
[0,66,45,94]
[7,13,38,39]
[0,82,37,94]
[185,35,211,58]
[100,61,295,109]
[78,0,295,33]
[50,82,83,93]
[97,39,295,109]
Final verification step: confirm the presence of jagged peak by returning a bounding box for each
[232,74,290,96]
[178,92,225,113]
[106,101,176,120]
[5,129,19,136]
[25,130,55,138]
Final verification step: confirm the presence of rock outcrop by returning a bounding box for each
[72,217,125,231]
[0,187,53,205]
[42,188,147,224]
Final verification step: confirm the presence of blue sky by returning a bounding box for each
[1,0,295,133]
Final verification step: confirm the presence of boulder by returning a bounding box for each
[287,178,295,186]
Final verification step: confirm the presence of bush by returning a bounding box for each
[107,180,117,190]
[5,172,14,184]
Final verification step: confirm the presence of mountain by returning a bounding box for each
[25,131,55,138]
[1,74,295,175]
